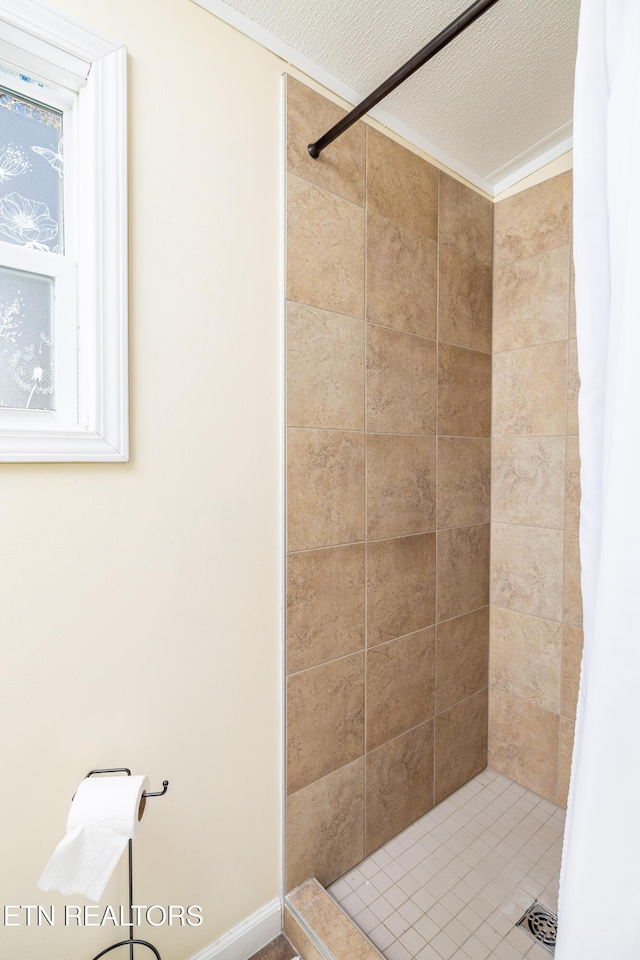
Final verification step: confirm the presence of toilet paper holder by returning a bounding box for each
[84,767,169,960]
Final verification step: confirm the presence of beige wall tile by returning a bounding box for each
[493,341,567,437]
[490,606,561,713]
[438,246,492,354]
[567,338,580,436]
[287,301,364,430]
[366,324,436,434]
[366,212,437,338]
[564,527,583,626]
[492,436,566,528]
[488,171,577,806]
[494,172,572,264]
[367,534,436,647]
[287,653,364,794]
[436,607,489,713]
[437,524,490,622]
[287,428,364,552]
[288,878,382,960]
[286,758,365,890]
[287,544,365,675]
[367,434,436,539]
[287,173,364,317]
[493,245,570,352]
[435,689,488,804]
[558,717,575,809]
[491,522,564,621]
[569,251,576,338]
[366,720,435,853]
[489,687,560,802]
[565,436,581,531]
[286,77,365,206]
[438,343,491,438]
[366,627,435,751]
[562,624,584,720]
[367,128,437,239]
[437,437,491,528]
[284,906,325,960]
[439,171,493,266]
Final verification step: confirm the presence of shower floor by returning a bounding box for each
[328,768,564,960]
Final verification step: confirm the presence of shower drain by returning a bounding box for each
[516,901,558,955]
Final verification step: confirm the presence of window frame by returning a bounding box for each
[0,0,128,461]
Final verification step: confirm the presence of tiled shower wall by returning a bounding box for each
[285,76,493,893]
[489,172,583,807]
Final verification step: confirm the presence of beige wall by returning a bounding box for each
[0,2,284,957]
[284,78,493,892]
[489,172,582,806]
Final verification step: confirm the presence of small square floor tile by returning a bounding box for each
[399,927,427,955]
[384,911,411,939]
[416,946,442,960]
[354,907,377,933]
[370,924,396,951]
[329,768,563,960]
[386,942,412,960]
[414,913,440,943]
[431,931,457,959]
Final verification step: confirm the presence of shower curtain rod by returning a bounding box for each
[308,0,501,159]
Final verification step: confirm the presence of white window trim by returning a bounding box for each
[0,0,128,461]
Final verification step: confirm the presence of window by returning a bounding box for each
[0,0,127,460]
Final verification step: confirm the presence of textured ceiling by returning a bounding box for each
[210,0,579,190]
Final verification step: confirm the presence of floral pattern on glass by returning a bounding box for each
[0,86,63,253]
[0,91,61,129]
[0,192,58,249]
[0,144,31,182]
[0,266,54,411]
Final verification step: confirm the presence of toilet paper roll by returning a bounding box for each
[38,774,149,903]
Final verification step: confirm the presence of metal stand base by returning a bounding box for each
[91,939,161,960]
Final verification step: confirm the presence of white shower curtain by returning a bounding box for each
[556,2,640,956]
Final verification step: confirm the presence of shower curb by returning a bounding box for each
[285,878,385,960]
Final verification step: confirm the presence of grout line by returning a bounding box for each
[286,756,366,801]
[493,236,572,268]
[491,519,566,532]
[490,603,563,627]
[367,318,492,356]
[556,284,572,803]
[281,80,290,899]
[491,433,576,440]
[287,168,366,213]
[489,194,496,762]
[286,292,492,356]
[287,606,493,680]
[285,296,365,324]
[287,424,491,439]
[491,340,569,360]
[363,123,369,857]
[492,334,572,356]
[287,522,491,557]
[434,168,440,813]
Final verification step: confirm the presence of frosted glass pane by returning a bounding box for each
[0,86,63,253]
[0,266,54,411]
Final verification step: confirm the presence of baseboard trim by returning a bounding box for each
[188,897,282,960]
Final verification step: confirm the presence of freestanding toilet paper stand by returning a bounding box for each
[84,767,169,960]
